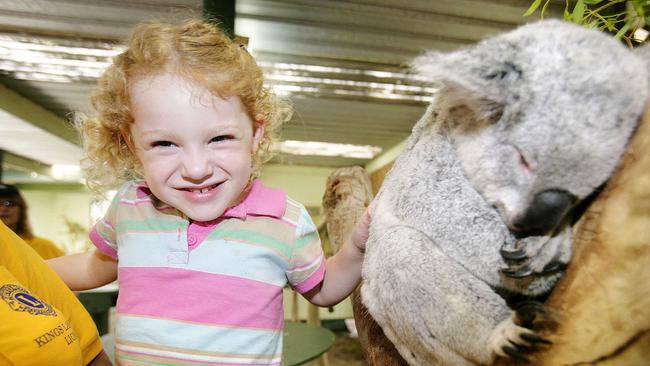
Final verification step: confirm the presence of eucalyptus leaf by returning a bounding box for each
[524,0,543,16]
[526,0,650,46]
[573,0,586,23]
[614,23,630,39]
[540,0,552,18]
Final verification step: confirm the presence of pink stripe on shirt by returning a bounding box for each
[90,226,118,259]
[292,260,326,294]
[117,267,285,330]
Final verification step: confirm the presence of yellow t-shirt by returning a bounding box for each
[0,223,102,366]
[22,236,64,260]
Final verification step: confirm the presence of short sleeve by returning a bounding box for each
[89,183,131,260]
[286,206,325,294]
[0,222,103,365]
[26,237,65,259]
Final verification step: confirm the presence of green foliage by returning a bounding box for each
[524,0,649,46]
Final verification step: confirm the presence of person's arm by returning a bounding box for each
[47,250,117,291]
[303,208,370,307]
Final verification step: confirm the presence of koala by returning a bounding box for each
[361,20,649,366]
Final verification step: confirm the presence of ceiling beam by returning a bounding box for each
[0,83,78,145]
[2,150,52,178]
[365,138,407,174]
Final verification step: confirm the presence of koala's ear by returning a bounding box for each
[411,50,484,94]
[411,49,505,125]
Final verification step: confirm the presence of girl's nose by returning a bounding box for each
[181,150,212,181]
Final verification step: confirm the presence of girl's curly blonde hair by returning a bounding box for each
[79,18,291,192]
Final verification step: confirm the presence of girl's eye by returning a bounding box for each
[210,135,234,143]
[151,141,175,148]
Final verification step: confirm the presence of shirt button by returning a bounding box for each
[188,235,197,245]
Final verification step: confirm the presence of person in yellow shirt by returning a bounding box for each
[0,220,111,365]
[0,184,64,259]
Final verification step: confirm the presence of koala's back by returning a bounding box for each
[371,115,509,286]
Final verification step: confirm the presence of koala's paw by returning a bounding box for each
[488,301,552,363]
[500,233,571,278]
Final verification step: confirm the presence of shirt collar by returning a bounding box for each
[134,179,286,220]
[223,179,286,219]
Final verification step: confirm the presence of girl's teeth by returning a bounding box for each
[190,186,214,193]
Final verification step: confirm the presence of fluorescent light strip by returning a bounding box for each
[258,61,424,81]
[1,61,107,79]
[6,71,74,83]
[51,164,82,181]
[0,50,112,68]
[269,84,433,102]
[266,73,437,93]
[0,34,435,104]
[0,36,123,57]
[275,140,382,159]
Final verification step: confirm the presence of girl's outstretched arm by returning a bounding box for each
[303,208,371,307]
[47,251,117,291]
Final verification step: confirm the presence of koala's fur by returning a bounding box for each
[361,20,649,366]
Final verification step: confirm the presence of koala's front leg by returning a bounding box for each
[488,301,553,362]
[500,227,572,280]
[362,225,547,365]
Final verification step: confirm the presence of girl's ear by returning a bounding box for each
[251,124,265,154]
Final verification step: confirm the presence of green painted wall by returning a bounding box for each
[261,164,337,207]
[18,185,93,253]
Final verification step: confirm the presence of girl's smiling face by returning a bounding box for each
[129,73,263,222]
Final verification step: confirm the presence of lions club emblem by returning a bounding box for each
[1,284,56,316]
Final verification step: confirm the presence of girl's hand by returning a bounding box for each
[350,205,373,254]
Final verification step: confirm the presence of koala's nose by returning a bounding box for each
[511,189,577,237]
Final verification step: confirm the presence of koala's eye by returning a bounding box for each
[513,146,535,174]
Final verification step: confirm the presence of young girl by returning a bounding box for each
[48,18,370,365]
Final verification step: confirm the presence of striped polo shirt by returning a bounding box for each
[89,179,325,365]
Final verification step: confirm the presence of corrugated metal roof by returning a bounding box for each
[0,0,559,180]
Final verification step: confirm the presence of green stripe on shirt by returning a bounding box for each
[208,229,293,258]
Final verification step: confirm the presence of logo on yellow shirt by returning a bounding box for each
[0,284,56,316]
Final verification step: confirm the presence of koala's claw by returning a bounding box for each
[541,260,567,274]
[502,344,532,363]
[521,332,552,345]
[489,317,550,363]
[500,247,529,263]
[501,265,534,278]
[489,302,553,364]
